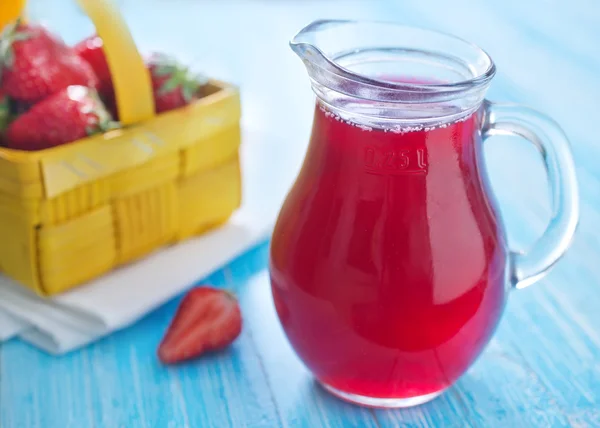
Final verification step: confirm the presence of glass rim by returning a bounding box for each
[290,19,497,93]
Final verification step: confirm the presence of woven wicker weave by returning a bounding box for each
[0,0,242,295]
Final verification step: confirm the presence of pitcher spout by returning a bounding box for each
[289,20,495,122]
[290,20,359,97]
[289,19,331,61]
[290,20,344,72]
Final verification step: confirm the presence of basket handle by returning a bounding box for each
[76,0,155,125]
[0,0,25,32]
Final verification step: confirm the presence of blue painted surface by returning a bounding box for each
[2,0,600,426]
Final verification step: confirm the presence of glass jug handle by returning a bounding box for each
[482,100,579,289]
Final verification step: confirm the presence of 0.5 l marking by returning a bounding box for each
[364,147,428,174]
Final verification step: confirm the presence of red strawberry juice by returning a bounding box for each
[269,101,508,399]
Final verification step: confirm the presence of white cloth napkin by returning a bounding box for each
[0,127,304,354]
[0,311,26,341]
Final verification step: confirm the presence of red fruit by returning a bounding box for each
[6,86,118,151]
[158,286,242,364]
[147,53,207,114]
[0,20,99,103]
[74,35,114,100]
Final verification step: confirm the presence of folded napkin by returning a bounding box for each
[0,127,304,354]
[0,311,26,341]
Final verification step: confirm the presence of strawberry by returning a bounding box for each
[74,35,114,101]
[6,85,118,151]
[158,286,242,364]
[0,20,99,103]
[147,53,207,114]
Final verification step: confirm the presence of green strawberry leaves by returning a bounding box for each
[85,89,120,136]
[0,93,10,134]
[151,54,208,102]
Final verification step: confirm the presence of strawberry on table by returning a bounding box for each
[147,53,207,114]
[6,85,118,151]
[158,286,242,364]
[0,20,99,103]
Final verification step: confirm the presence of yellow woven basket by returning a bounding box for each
[0,0,242,296]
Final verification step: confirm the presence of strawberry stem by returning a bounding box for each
[86,89,120,136]
[0,18,29,76]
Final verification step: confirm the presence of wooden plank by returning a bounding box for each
[231,263,379,428]
[1,245,282,428]
[81,245,281,428]
[0,345,94,428]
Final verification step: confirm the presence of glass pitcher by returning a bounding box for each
[269,20,579,408]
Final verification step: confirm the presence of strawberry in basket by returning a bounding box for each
[74,35,113,101]
[0,0,242,301]
[0,22,208,152]
[0,20,99,103]
[0,20,119,150]
[146,53,209,114]
[74,35,208,117]
[6,85,118,151]
[74,35,117,118]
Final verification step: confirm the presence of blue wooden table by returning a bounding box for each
[2,0,600,426]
